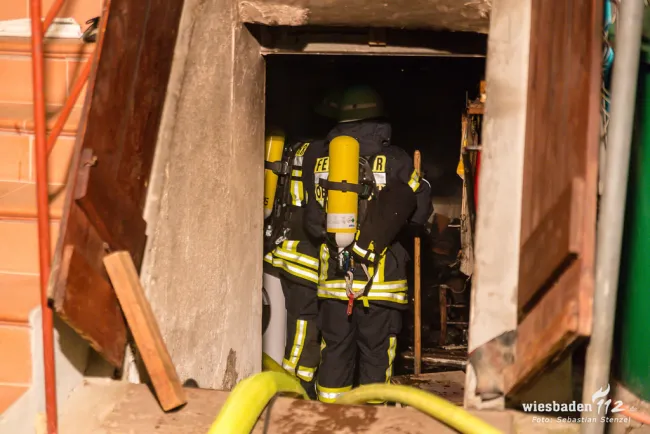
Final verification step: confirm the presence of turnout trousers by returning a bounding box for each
[280,277,320,398]
[316,299,402,403]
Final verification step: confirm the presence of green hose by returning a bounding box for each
[206,371,308,434]
[335,384,503,434]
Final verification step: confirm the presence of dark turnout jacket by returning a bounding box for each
[302,120,433,309]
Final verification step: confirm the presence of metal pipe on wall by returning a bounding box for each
[29,0,58,432]
[581,0,645,432]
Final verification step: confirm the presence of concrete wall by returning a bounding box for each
[133,0,265,388]
[464,0,531,409]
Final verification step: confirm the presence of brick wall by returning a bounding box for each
[0,0,99,414]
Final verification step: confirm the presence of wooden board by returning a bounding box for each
[505,261,589,393]
[517,178,584,311]
[52,246,127,367]
[47,0,185,366]
[104,251,186,411]
[511,0,601,392]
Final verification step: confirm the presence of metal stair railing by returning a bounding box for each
[29,0,94,432]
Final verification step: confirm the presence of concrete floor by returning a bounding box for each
[58,377,587,433]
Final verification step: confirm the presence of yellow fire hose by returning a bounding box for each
[261,352,288,375]
[206,371,309,434]
[207,359,503,434]
[335,384,502,434]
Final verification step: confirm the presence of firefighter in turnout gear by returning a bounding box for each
[303,85,433,403]
[263,90,341,398]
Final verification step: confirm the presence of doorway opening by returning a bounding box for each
[263,44,486,377]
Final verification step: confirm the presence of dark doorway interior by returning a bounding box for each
[265,54,486,374]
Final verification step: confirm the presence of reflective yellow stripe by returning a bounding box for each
[283,240,298,251]
[272,258,318,283]
[282,358,296,374]
[272,258,319,284]
[374,255,386,283]
[408,169,421,192]
[319,280,407,291]
[316,384,352,403]
[285,320,307,369]
[290,179,305,206]
[296,365,316,382]
[386,336,396,382]
[317,288,408,304]
[283,360,316,382]
[291,162,304,206]
[352,243,367,257]
[274,246,319,270]
[263,252,274,265]
[352,243,376,262]
[319,244,330,283]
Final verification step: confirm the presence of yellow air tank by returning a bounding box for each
[263,130,286,219]
[326,136,360,248]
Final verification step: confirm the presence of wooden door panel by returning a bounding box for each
[508,0,601,393]
[48,0,184,367]
[518,178,584,311]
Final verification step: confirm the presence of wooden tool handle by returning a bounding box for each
[413,150,422,375]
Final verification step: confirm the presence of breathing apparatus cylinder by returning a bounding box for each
[326,136,360,248]
[263,130,286,219]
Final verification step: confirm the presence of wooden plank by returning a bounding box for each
[103,251,186,411]
[518,178,584,312]
[115,0,185,210]
[49,201,129,366]
[505,260,586,394]
[439,285,447,346]
[45,0,123,365]
[76,180,147,267]
[48,0,184,363]
[509,0,601,391]
[52,246,126,367]
[77,0,184,245]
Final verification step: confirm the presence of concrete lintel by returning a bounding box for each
[238,0,490,33]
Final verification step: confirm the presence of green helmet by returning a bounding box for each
[314,88,343,119]
[338,85,384,122]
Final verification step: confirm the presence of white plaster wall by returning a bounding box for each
[464,0,531,410]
